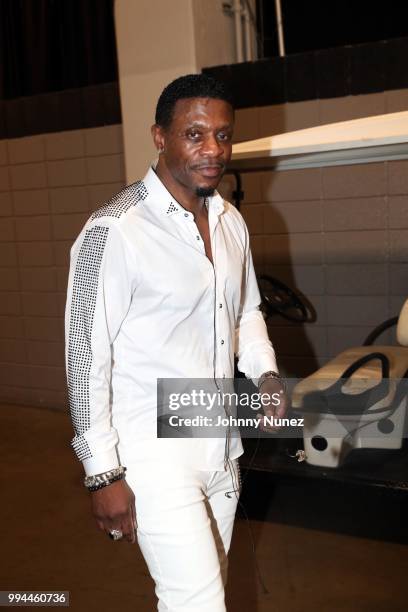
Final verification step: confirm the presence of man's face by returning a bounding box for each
[154,97,234,198]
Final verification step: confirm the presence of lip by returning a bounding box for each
[194,166,224,178]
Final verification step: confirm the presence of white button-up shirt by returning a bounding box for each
[65,164,278,476]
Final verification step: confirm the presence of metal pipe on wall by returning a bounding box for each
[242,2,252,61]
[233,0,244,62]
[274,0,285,57]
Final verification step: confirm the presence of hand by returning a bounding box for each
[256,378,289,433]
[90,478,137,544]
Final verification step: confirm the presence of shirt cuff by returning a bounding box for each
[251,352,279,387]
[82,448,120,477]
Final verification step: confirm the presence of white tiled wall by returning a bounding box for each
[218,89,408,376]
[0,124,125,409]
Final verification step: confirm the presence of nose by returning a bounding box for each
[201,134,223,157]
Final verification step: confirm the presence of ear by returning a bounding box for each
[151,124,165,154]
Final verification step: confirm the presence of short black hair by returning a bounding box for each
[155,73,234,130]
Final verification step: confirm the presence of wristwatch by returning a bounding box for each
[257,370,287,393]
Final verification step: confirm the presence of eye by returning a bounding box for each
[217,132,232,142]
[187,130,202,141]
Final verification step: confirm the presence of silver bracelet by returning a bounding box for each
[84,465,127,491]
[258,370,286,392]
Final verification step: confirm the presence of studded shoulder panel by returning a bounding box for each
[90,180,148,221]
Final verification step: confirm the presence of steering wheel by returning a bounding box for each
[258,274,311,323]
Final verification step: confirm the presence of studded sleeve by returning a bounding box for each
[64,219,138,476]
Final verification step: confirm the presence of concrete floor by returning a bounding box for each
[0,403,407,612]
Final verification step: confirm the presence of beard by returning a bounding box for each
[195,186,216,198]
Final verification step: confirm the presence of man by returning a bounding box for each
[65,74,287,611]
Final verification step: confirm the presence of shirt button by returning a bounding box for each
[184,213,188,217]
[219,303,222,308]
[221,339,224,345]
[196,235,200,240]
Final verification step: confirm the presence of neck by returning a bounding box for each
[154,158,206,216]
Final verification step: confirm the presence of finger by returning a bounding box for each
[260,398,282,421]
[276,407,286,418]
[95,518,106,533]
[127,507,137,544]
[260,395,276,409]
[101,516,117,536]
[274,392,286,409]
[258,406,285,431]
[122,512,136,543]
[104,514,126,541]
[256,413,279,433]
[276,399,288,418]
[113,510,135,544]
[131,502,137,533]
[274,395,285,416]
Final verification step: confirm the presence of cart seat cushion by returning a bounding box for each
[397,299,408,346]
[292,345,408,409]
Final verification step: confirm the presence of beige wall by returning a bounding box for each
[191,0,236,69]
[0,125,125,409]
[114,0,237,182]
[0,89,407,408]
[219,88,408,376]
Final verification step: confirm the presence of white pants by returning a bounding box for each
[122,451,241,611]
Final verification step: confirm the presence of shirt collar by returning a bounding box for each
[142,163,225,217]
